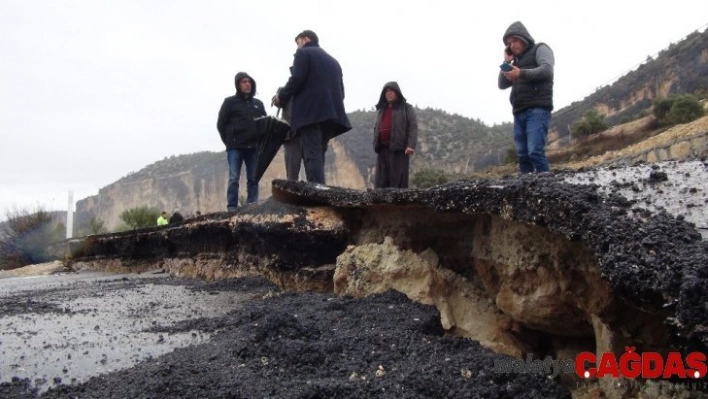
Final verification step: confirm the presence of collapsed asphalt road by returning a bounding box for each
[5,160,708,398]
[1,273,570,399]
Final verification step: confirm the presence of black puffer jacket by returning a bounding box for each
[217,72,267,150]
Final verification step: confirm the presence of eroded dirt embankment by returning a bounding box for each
[39,163,708,398]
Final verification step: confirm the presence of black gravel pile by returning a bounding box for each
[34,278,569,399]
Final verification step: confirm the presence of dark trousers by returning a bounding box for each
[299,123,330,184]
[374,147,410,188]
[283,135,303,181]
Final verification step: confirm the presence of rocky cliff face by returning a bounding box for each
[76,141,366,230]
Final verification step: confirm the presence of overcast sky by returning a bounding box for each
[1,1,706,218]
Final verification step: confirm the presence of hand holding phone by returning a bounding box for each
[500,62,513,72]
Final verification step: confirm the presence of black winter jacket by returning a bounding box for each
[217,72,267,150]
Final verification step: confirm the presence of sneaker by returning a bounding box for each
[227,207,238,212]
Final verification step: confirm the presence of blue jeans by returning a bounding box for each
[513,107,551,173]
[226,148,258,209]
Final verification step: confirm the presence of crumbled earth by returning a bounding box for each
[1,276,570,399]
[272,165,708,353]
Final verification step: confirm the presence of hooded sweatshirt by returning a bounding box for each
[498,21,555,114]
[216,72,267,149]
[372,82,418,152]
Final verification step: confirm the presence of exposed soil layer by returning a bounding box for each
[271,169,708,353]
[1,277,570,399]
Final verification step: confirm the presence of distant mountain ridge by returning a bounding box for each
[547,27,708,146]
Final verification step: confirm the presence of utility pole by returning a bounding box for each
[66,191,74,239]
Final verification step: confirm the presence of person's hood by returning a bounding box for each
[376,81,406,109]
[502,21,535,48]
[234,72,256,98]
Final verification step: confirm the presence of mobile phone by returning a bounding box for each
[500,62,513,72]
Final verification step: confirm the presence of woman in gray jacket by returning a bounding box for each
[372,81,418,188]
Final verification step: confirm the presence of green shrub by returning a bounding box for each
[653,95,704,126]
[503,146,518,164]
[412,168,448,188]
[571,109,608,139]
[0,207,62,270]
[666,95,704,125]
[119,206,161,229]
[653,97,674,120]
[88,217,108,235]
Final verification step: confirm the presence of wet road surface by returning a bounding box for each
[0,270,250,394]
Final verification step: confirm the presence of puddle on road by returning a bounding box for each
[0,273,247,393]
[565,160,708,239]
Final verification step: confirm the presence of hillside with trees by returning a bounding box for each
[549,28,708,143]
[335,108,514,182]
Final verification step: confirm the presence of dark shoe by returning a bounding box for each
[227,207,238,212]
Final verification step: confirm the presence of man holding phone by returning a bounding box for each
[498,21,555,174]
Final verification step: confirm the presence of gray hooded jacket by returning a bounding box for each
[498,21,555,114]
[372,82,418,152]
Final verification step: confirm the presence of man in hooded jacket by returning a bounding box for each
[498,21,554,174]
[372,81,418,188]
[217,72,266,211]
[272,30,351,184]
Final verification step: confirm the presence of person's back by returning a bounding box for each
[273,30,351,184]
[287,44,348,134]
[169,210,184,224]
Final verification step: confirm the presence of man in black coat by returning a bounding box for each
[272,30,351,184]
[217,72,266,211]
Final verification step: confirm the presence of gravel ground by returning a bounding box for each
[1,276,570,399]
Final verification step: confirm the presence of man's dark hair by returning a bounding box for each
[295,30,319,45]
